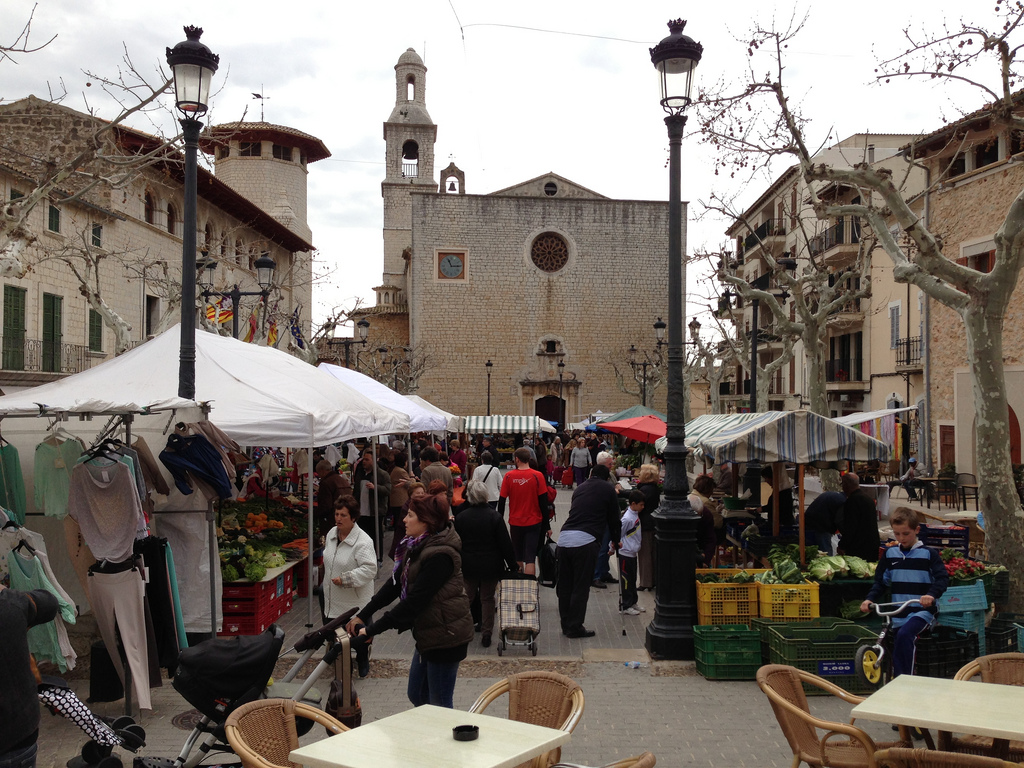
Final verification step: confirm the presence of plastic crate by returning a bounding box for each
[767,623,878,694]
[986,623,1019,655]
[758,581,820,621]
[920,524,969,556]
[937,581,988,613]
[696,568,768,625]
[751,617,855,663]
[916,626,979,679]
[694,625,762,680]
[984,564,1010,604]
[936,610,986,652]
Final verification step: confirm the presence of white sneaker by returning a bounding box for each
[622,606,641,615]
[636,605,647,612]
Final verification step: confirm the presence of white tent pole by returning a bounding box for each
[307,440,315,629]
[371,440,380,559]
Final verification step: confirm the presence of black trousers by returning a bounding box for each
[556,541,599,634]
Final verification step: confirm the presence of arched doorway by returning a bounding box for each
[534,395,563,428]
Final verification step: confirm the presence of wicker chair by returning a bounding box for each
[469,671,585,768]
[552,753,656,768]
[935,653,1024,760]
[224,698,349,768]
[756,665,910,768]
[874,747,1022,767]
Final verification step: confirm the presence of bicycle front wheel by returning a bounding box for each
[856,645,884,688]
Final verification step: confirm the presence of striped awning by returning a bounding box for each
[463,415,556,434]
[654,412,764,455]
[697,410,889,465]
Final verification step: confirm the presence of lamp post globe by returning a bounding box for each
[167,26,219,400]
[357,318,370,342]
[254,253,276,291]
[645,19,703,661]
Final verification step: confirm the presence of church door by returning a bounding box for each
[534,395,563,427]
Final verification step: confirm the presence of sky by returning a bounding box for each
[2,0,1000,335]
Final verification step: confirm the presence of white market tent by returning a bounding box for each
[464,415,556,434]
[318,363,448,432]
[405,395,463,432]
[0,326,412,631]
[0,326,411,442]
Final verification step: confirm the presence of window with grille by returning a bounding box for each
[91,224,102,247]
[88,309,102,352]
[530,232,570,273]
[47,203,60,233]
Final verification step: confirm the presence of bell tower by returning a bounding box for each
[382,48,437,292]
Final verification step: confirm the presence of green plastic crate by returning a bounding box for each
[751,617,855,663]
[767,623,878,694]
[694,624,761,680]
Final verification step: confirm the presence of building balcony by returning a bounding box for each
[826,299,865,331]
[895,336,923,372]
[736,218,786,258]
[0,336,95,383]
[809,218,861,266]
[825,357,868,391]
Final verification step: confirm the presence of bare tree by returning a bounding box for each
[0,4,56,66]
[694,8,1024,587]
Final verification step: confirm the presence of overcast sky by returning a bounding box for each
[3,0,1000,334]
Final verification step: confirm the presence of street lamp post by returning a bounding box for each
[197,253,276,338]
[557,359,566,428]
[629,319,667,408]
[485,359,493,416]
[167,26,219,400]
[645,18,703,660]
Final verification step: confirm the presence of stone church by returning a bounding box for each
[357,48,679,423]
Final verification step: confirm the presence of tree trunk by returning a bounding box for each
[963,305,1024,606]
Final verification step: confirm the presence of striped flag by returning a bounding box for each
[205,297,232,324]
[241,307,258,343]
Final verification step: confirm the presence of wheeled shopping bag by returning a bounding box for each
[496,574,540,656]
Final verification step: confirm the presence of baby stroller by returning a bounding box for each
[137,609,357,768]
[38,678,147,768]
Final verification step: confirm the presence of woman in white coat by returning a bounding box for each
[322,494,377,677]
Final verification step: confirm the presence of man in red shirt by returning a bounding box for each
[498,447,551,575]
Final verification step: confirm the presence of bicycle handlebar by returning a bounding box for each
[866,599,923,616]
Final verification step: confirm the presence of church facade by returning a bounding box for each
[359,48,680,423]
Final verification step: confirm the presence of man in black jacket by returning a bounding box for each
[1,585,58,768]
[555,464,622,638]
[836,473,880,562]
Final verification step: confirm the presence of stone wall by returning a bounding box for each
[925,162,1024,470]
[408,192,678,418]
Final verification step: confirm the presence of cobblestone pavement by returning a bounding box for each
[35,482,931,768]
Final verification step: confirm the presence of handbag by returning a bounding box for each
[538,533,558,588]
[324,634,362,730]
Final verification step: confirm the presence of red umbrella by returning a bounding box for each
[599,415,667,444]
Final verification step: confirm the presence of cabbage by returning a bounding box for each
[808,558,836,582]
[264,551,286,569]
[825,555,850,577]
[844,556,872,579]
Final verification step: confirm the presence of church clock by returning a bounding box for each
[437,252,466,280]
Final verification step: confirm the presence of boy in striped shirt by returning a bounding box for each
[861,507,948,676]
[617,490,645,615]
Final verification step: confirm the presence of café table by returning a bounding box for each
[289,704,571,768]
[850,675,1024,759]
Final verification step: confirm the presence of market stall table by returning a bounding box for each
[289,704,570,768]
[850,675,1024,758]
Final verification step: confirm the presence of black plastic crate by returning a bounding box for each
[919,524,969,556]
[744,527,799,557]
[915,626,978,679]
[986,624,1018,655]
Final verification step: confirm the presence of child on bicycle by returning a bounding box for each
[860,507,948,677]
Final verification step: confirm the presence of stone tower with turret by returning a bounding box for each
[380,48,437,311]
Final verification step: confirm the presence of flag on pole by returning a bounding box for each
[205,297,232,324]
[289,306,304,349]
[267,317,279,347]
[241,306,258,343]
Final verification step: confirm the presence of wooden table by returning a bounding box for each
[289,704,571,768]
[851,676,1024,757]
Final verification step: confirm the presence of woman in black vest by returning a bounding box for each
[347,495,473,707]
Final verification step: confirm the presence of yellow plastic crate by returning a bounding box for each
[757,581,820,620]
[696,568,769,626]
